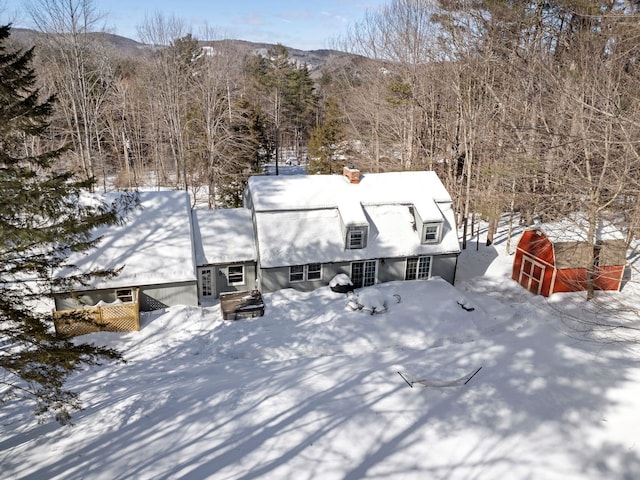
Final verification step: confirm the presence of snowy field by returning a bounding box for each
[2,221,640,479]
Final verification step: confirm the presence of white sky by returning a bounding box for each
[2,0,386,50]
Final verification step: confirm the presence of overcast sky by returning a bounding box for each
[3,0,386,50]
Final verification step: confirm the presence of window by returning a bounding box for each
[289,265,305,282]
[116,288,133,303]
[405,256,432,280]
[307,263,322,280]
[423,223,441,243]
[289,264,323,283]
[351,260,377,288]
[200,268,213,297]
[228,265,244,285]
[347,227,367,249]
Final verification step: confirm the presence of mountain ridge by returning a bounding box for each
[9,27,361,78]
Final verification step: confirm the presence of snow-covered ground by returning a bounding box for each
[2,221,640,479]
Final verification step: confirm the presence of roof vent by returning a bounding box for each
[343,165,361,184]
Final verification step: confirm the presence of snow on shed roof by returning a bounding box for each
[58,190,196,291]
[192,208,257,266]
[532,216,625,243]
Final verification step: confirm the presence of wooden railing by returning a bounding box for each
[53,300,140,337]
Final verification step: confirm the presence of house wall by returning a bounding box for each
[259,263,344,293]
[139,281,198,311]
[431,254,458,284]
[54,281,198,312]
[198,263,258,299]
[259,254,459,294]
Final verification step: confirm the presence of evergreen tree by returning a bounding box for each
[0,24,133,424]
[308,97,345,175]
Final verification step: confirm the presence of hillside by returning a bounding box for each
[9,28,362,78]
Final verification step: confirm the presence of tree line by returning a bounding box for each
[9,0,640,288]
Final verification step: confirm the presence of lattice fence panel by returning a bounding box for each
[53,303,139,337]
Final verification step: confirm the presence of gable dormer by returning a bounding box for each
[421,222,442,244]
[346,224,368,249]
[338,198,369,250]
[409,201,444,244]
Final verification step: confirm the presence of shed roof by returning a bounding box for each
[526,216,627,268]
[192,208,257,266]
[57,190,197,291]
[534,216,625,244]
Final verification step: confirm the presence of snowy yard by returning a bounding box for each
[2,224,640,479]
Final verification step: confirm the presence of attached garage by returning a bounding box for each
[512,220,627,296]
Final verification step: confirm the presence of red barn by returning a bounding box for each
[512,219,627,296]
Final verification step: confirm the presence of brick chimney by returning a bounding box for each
[343,165,361,184]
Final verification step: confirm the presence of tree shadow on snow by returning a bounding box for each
[1,280,640,479]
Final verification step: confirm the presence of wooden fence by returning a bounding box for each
[53,301,140,337]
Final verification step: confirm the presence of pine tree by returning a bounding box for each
[308,97,345,175]
[0,24,133,424]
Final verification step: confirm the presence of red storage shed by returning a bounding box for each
[512,219,627,296]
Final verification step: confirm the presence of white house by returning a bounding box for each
[243,167,460,293]
[53,168,460,319]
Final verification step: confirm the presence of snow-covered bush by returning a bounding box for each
[346,288,387,314]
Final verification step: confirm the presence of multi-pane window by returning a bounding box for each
[347,227,367,249]
[200,268,213,297]
[423,224,440,243]
[405,256,431,280]
[289,265,305,282]
[228,265,244,285]
[307,263,322,280]
[351,260,376,288]
[289,264,322,282]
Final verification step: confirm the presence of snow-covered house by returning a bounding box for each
[243,167,460,293]
[192,208,258,301]
[53,191,199,320]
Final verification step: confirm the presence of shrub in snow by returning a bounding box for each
[346,288,387,315]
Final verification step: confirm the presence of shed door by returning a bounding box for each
[519,256,545,295]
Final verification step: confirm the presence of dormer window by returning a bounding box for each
[422,223,441,244]
[347,226,367,249]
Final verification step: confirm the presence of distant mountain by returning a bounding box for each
[200,38,363,78]
[9,28,363,79]
[10,27,146,52]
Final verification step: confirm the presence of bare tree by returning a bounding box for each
[25,0,108,183]
[137,12,194,190]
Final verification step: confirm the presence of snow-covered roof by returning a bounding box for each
[533,216,625,243]
[57,190,197,291]
[248,171,453,212]
[249,171,459,268]
[192,208,257,266]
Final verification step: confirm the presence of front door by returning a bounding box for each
[519,256,544,295]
